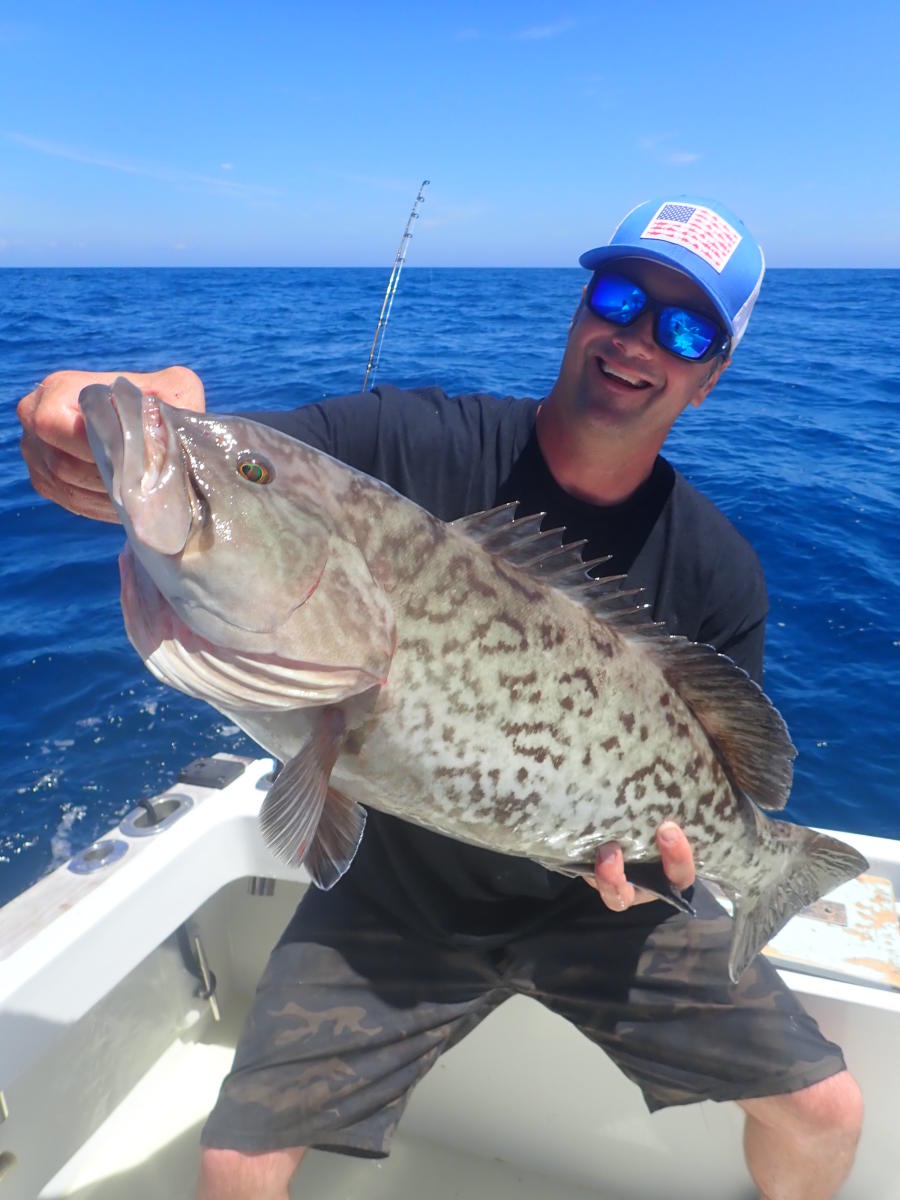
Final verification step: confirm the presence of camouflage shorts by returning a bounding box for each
[201,881,846,1157]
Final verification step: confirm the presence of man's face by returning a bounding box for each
[553,258,729,445]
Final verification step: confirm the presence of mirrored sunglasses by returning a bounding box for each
[586,272,729,363]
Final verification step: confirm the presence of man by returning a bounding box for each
[18,196,862,1200]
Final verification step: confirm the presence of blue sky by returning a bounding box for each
[2,1,898,267]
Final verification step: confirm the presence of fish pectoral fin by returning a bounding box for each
[623,861,696,915]
[302,787,367,890]
[259,708,365,887]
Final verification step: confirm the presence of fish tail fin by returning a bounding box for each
[727,820,868,983]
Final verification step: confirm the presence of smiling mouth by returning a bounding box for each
[597,358,651,390]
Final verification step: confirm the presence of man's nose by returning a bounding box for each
[610,310,656,357]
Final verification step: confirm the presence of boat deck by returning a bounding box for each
[38,1032,609,1200]
[37,985,752,1200]
[2,757,898,1199]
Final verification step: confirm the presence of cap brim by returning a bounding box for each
[578,245,735,336]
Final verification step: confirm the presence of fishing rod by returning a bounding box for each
[362,179,429,392]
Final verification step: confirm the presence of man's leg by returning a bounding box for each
[738,1070,863,1200]
[198,882,506,1198]
[507,884,854,1196]
[196,1146,306,1200]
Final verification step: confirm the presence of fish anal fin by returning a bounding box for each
[533,857,695,915]
[624,860,696,915]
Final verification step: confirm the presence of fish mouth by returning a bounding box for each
[79,376,193,555]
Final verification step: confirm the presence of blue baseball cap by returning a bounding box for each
[579,196,765,350]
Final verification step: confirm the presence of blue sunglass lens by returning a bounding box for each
[657,307,718,360]
[588,274,647,325]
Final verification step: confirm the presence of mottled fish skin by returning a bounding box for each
[79,379,868,980]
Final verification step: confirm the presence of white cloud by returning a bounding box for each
[514,18,575,40]
[639,136,701,166]
[6,132,278,199]
[665,151,701,166]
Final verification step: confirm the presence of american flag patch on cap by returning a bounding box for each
[640,202,742,273]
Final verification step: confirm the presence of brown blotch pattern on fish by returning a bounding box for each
[501,719,566,771]
[498,669,540,704]
[398,636,436,663]
[588,627,618,660]
[559,667,598,700]
[490,557,546,602]
[493,790,541,825]
[471,612,529,655]
[539,621,566,651]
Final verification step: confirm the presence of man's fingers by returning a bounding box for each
[591,843,637,911]
[20,428,118,521]
[17,366,205,522]
[21,433,108,493]
[18,383,95,463]
[24,458,120,522]
[147,365,206,413]
[589,822,697,912]
[656,822,696,890]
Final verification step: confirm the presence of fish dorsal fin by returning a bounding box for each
[452,503,795,811]
[453,505,614,577]
[649,638,795,811]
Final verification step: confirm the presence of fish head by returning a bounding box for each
[80,376,335,644]
[80,377,396,715]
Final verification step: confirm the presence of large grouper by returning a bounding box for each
[80,377,867,981]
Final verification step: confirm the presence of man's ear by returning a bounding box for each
[691,355,730,409]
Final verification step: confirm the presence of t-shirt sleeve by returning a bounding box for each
[247,391,381,472]
[694,526,768,685]
[644,475,769,687]
[702,605,766,683]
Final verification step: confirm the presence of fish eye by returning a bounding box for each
[237,454,274,485]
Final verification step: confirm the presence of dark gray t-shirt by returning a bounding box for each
[253,384,768,943]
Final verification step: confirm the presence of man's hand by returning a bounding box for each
[17,366,206,523]
[586,822,696,911]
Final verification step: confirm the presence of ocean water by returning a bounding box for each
[1,267,898,908]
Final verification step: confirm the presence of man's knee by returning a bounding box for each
[197,1144,307,1199]
[739,1069,863,1143]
